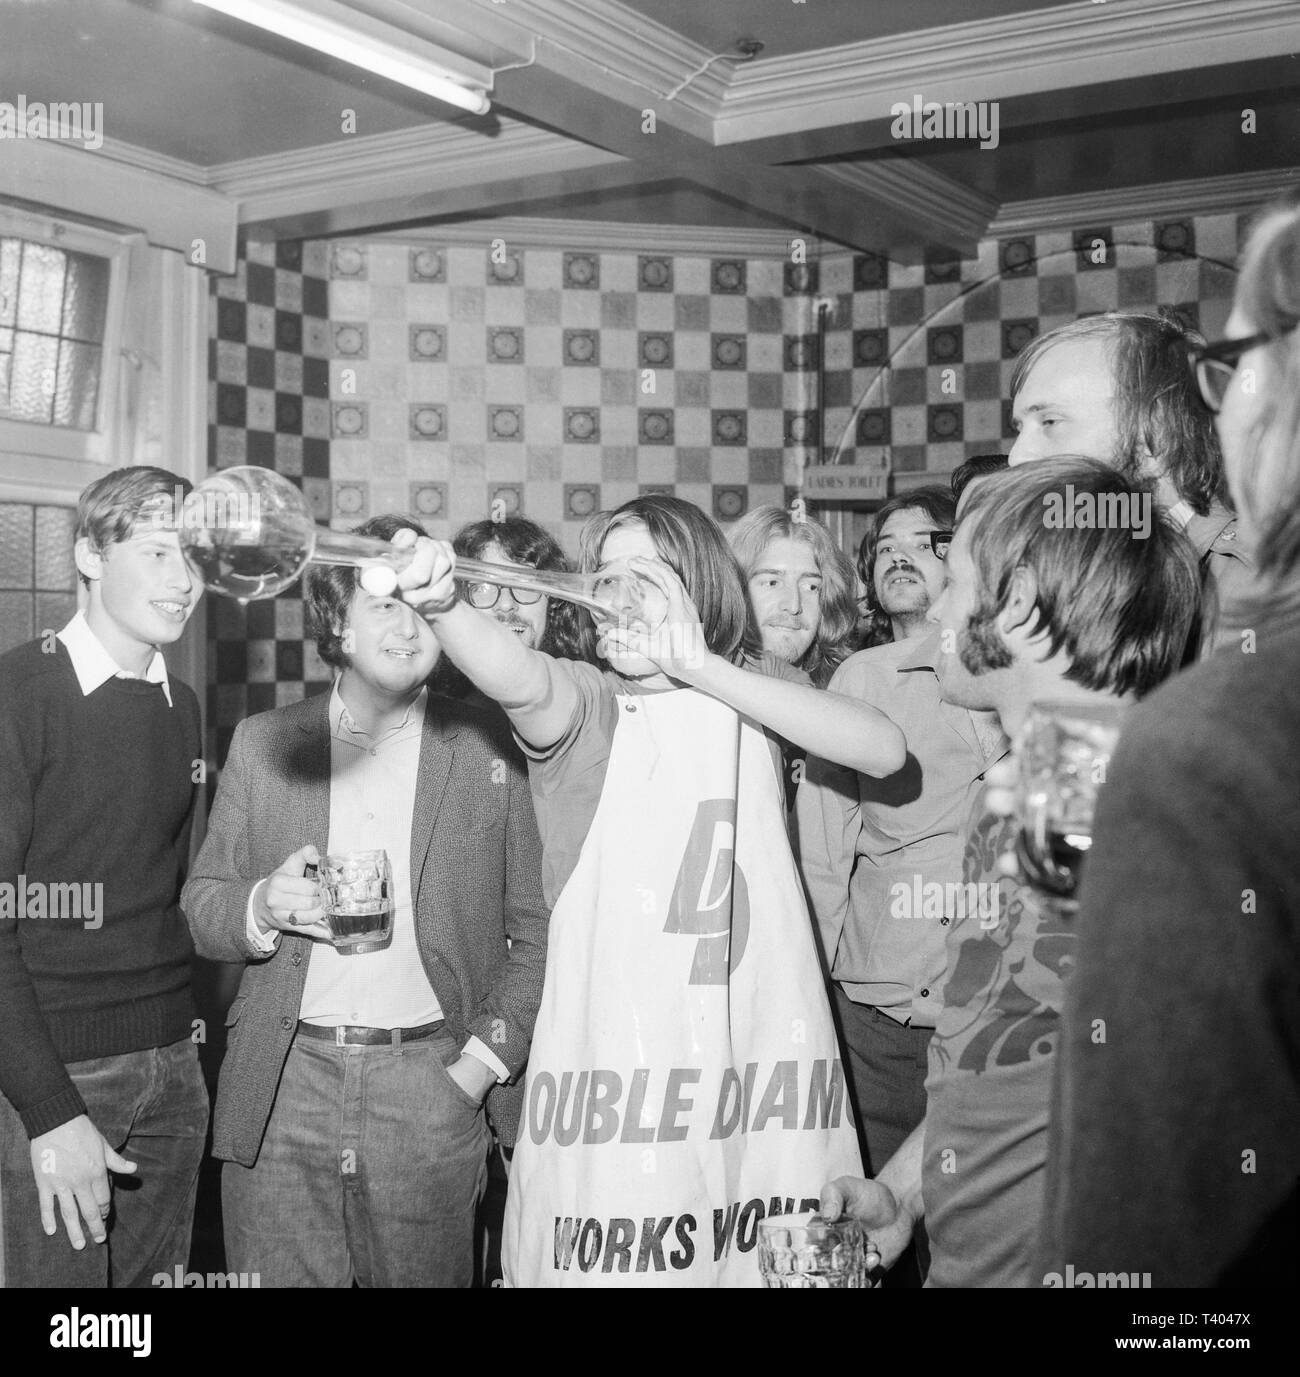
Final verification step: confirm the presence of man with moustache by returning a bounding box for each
[453,517,581,656]
[434,518,584,704]
[855,487,956,650]
[1008,311,1252,649]
[798,482,1005,1285]
[182,514,548,1288]
[441,513,579,1277]
[819,456,1201,1287]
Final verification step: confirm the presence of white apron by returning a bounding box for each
[503,687,862,1287]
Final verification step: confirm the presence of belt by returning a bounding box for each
[296,1019,445,1047]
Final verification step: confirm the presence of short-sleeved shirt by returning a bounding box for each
[517,654,803,910]
[796,633,1006,1026]
[921,791,1073,1288]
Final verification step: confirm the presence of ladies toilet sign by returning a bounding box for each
[801,464,889,501]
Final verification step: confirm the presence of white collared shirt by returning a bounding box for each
[56,611,174,707]
[245,682,507,1080]
[298,683,440,1030]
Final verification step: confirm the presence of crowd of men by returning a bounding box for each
[1,244,1295,1290]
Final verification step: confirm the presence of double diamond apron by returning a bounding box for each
[503,688,861,1287]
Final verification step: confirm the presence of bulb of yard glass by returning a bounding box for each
[176,465,643,619]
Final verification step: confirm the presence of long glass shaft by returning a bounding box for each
[312,527,615,616]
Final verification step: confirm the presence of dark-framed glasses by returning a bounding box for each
[928,530,953,560]
[464,582,543,610]
[1188,333,1272,413]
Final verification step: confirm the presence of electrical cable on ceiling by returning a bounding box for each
[527,34,763,104]
[664,38,763,101]
[491,39,538,80]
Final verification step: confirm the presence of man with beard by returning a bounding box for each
[728,505,858,686]
[729,506,859,814]
[819,456,1201,1287]
[439,514,580,1279]
[856,488,956,649]
[797,481,1005,1283]
[452,517,581,657]
[435,518,585,702]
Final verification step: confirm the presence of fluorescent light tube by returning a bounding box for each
[194,0,493,115]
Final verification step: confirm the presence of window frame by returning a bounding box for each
[0,204,131,492]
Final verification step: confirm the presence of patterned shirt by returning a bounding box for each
[921,790,1074,1288]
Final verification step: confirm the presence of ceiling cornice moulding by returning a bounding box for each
[206,120,603,196]
[368,216,809,258]
[818,160,999,250]
[713,0,1300,144]
[95,138,211,186]
[989,165,1300,236]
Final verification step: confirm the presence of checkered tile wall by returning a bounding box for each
[204,211,1245,758]
[207,238,335,767]
[325,242,798,548]
[821,213,1241,475]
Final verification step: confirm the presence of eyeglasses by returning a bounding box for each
[1188,333,1272,413]
[875,530,953,564]
[463,582,543,610]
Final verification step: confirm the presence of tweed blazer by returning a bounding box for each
[181,690,549,1165]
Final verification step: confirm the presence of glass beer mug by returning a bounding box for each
[175,465,652,621]
[1014,700,1127,906]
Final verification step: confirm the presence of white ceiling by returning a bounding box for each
[1,0,1297,259]
[615,0,1071,56]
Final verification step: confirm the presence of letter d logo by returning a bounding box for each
[664,799,749,984]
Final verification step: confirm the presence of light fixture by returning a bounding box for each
[194,0,493,115]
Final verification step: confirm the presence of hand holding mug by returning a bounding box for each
[254,844,332,940]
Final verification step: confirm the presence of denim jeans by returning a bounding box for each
[222,1030,490,1287]
[0,1037,209,1288]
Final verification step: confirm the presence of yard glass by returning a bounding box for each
[176,465,651,620]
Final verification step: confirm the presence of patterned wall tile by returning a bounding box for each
[202,213,1244,765]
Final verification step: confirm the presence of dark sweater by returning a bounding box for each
[1039,603,1300,1287]
[0,638,201,1137]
